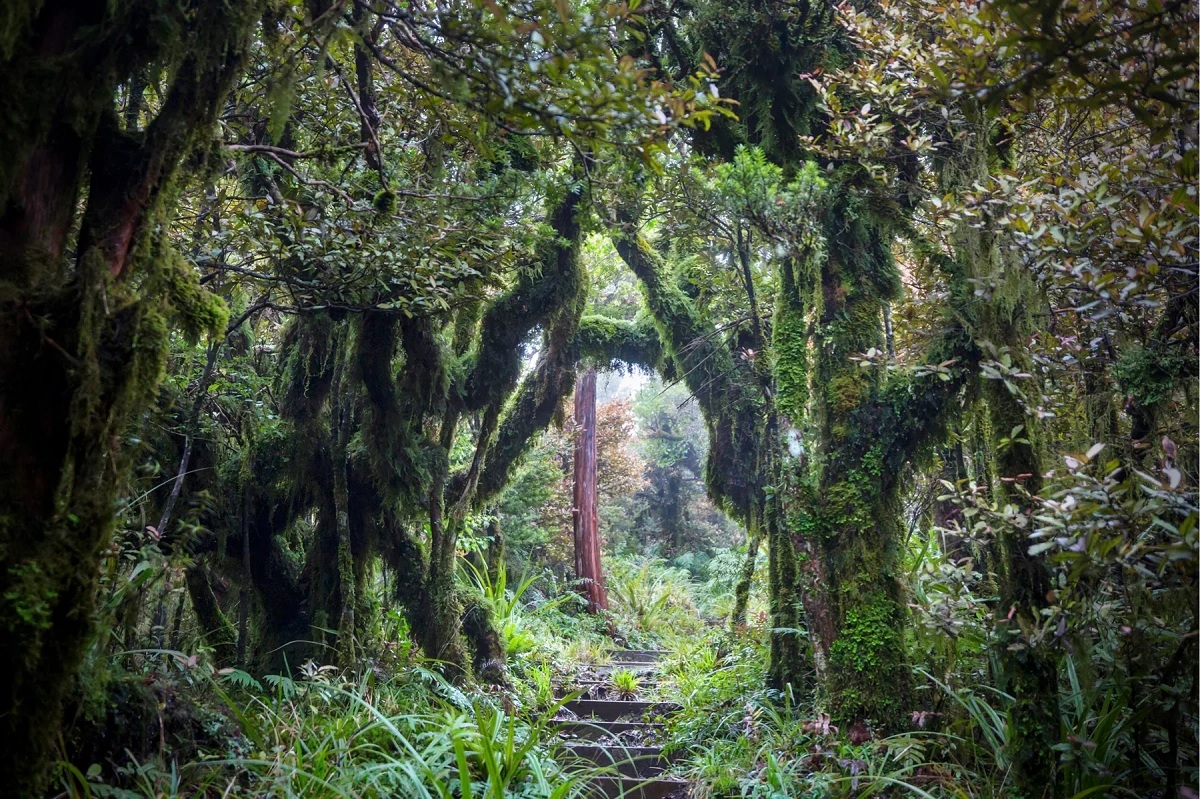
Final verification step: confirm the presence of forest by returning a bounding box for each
[0,0,1195,797]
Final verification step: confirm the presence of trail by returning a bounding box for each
[554,649,689,798]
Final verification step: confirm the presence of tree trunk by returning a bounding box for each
[573,367,607,613]
[423,414,467,674]
[0,5,260,789]
[943,102,1060,794]
[730,533,760,628]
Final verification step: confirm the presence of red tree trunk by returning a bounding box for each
[572,368,607,613]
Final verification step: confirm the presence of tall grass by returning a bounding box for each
[218,667,611,799]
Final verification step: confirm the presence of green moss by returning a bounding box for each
[372,189,397,214]
[827,589,906,727]
[826,373,869,415]
[163,249,229,341]
[774,255,813,423]
[1115,344,1189,407]
[1,562,57,633]
[576,314,662,370]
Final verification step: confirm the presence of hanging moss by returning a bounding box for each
[1115,344,1190,408]
[161,245,230,342]
[688,0,840,167]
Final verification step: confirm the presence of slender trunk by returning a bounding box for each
[730,533,760,628]
[423,412,467,672]
[236,481,252,668]
[573,368,607,613]
[332,450,356,669]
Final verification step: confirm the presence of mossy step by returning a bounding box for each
[556,720,664,742]
[557,683,645,701]
[591,776,689,799]
[564,699,682,722]
[558,677,657,697]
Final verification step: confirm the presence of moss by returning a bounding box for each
[372,188,397,214]
[612,228,766,527]
[163,248,229,341]
[1115,344,1189,407]
[826,373,869,415]
[774,254,813,423]
[576,314,663,370]
[1,562,57,633]
[730,533,760,628]
[827,589,907,726]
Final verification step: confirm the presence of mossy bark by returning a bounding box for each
[730,533,760,628]
[0,5,260,792]
[941,103,1059,794]
[807,182,910,729]
[769,173,982,728]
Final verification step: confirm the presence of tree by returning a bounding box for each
[0,4,264,791]
[0,0,723,787]
[572,367,608,613]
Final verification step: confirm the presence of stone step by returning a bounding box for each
[611,650,668,664]
[591,776,689,799]
[564,699,682,722]
[556,720,664,743]
[566,745,675,777]
[588,657,662,671]
[559,678,654,699]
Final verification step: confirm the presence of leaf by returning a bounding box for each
[1163,467,1181,489]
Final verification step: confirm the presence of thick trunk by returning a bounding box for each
[0,5,259,790]
[573,368,607,613]
[798,184,910,730]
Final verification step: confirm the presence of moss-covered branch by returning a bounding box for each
[610,215,765,525]
[575,314,664,371]
[458,185,587,414]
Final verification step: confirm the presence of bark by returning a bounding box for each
[422,412,468,672]
[0,5,261,793]
[944,103,1059,793]
[573,368,607,613]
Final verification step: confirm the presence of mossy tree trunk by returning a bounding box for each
[730,532,760,628]
[0,5,261,793]
[806,183,910,730]
[940,103,1060,793]
[768,174,981,729]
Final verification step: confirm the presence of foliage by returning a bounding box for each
[609,668,642,701]
[606,557,703,645]
[2,0,1197,793]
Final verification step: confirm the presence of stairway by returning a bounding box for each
[555,650,689,799]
